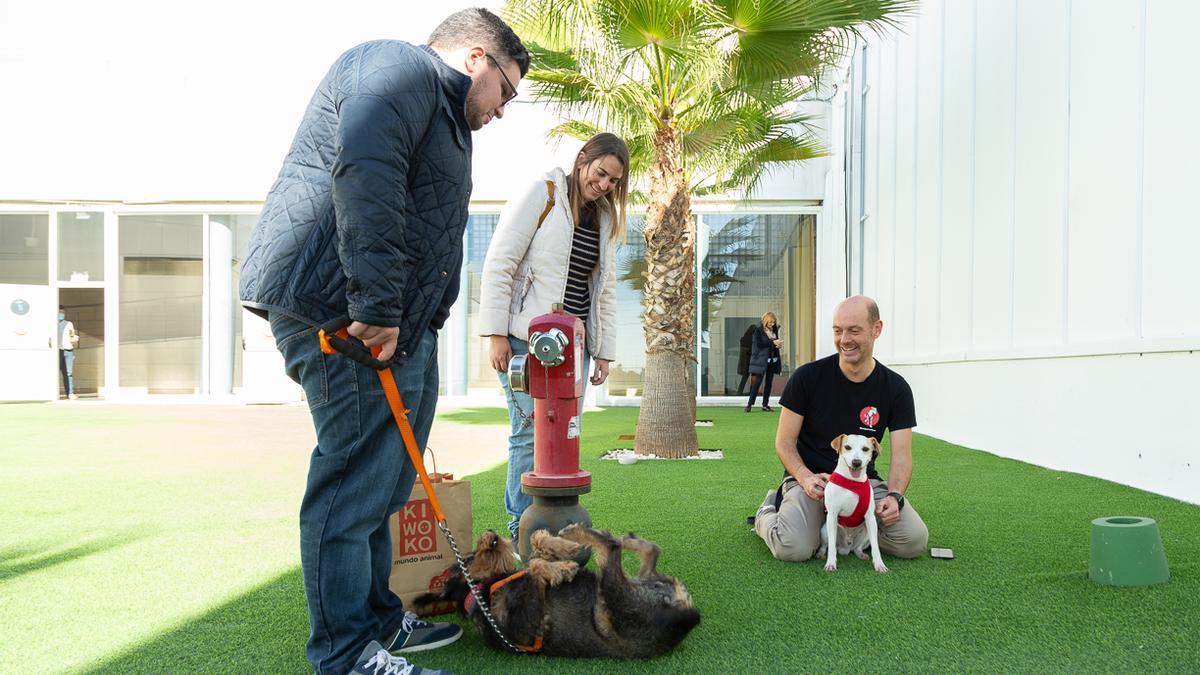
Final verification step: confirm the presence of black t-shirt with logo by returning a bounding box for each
[778,354,916,481]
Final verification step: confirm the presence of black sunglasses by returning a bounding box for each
[485,54,518,105]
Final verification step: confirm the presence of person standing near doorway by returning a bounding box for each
[58,305,79,400]
[745,311,782,412]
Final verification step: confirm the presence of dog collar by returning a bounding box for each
[828,472,872,528]
[464,582,483,615]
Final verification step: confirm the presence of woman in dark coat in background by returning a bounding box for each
[736,323,755,394]
[745,311,782,412]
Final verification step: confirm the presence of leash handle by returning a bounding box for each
[317,318,393,371]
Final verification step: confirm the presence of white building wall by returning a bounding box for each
[826,0,1200,504]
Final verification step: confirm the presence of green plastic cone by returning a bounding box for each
[1089,516,1170,587]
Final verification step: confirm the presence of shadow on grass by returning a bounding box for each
[89,567,310,675]
[0,529,155,582]
[437,407,510,426]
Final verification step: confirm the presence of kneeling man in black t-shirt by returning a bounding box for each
[754,295,929,562]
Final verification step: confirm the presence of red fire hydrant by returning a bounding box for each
[507,304,592,561]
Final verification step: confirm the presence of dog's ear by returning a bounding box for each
[870,437,882,457]
[830,434,846,452]
[476,530,500,551]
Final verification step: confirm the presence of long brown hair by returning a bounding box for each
[567,133,629,242]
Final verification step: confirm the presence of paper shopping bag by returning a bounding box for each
[388,478,472,617]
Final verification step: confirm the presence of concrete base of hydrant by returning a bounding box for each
[518,494,593,565]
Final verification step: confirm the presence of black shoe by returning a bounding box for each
[744,405,752,412]
[762,405,773,412]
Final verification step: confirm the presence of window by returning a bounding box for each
[0,214,49,285]
[57,212,104,282]
[698,213,815,395]
[118,215,203,393]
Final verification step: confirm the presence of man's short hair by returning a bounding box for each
[864,297,880,324]
[838,295,880,324]
[428,8,531,77]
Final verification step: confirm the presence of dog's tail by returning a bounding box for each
[411,562,473,615]
[412,591,443,608]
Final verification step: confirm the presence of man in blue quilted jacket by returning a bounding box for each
[239,9,527,675]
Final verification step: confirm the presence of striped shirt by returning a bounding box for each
[562,210,601,321]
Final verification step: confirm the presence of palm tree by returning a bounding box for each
[504,0,913,457]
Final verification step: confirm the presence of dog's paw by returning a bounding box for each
[824,561,838,572]
[855,550,869,560]
[558,523,584,540]
[874,561,890,573]
[620,534,659,554]
[559,524,617,549]
[816,546,827,558]
[532,529,582,561]
[528,558,580,587]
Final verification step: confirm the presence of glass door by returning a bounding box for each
[57,210,107,398]
[0,214,56,400]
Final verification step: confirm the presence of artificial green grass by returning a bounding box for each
[2,404,1198,673]
[437,406,514,426]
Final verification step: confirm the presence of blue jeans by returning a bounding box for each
[496,335,588,538]
[271,314,439,675]
[59,349,75,396]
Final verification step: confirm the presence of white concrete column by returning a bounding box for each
[103,210,120,398]
[207,217,235,395]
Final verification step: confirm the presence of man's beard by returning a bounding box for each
[464,85,487,131]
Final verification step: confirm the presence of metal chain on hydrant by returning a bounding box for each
[507,390,534,431]
[438,521,525,655]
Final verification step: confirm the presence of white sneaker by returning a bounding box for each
[752,489,777,527]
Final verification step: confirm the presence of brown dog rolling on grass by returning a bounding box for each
[414,524,701,657]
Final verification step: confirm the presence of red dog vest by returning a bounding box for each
[828,472,871,528]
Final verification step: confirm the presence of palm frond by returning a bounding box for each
[525,43,580,72]
[509,0,909,198]
[547,119,605,142]
[710,0,917,84]
[695,133,826,197]
[503,0,600,53]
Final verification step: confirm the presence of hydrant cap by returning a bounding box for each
[530,328,569,367]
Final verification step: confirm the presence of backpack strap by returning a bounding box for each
[536,179,556,228]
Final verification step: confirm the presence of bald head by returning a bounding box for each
[832,295,882,373]
[836,295,880,324]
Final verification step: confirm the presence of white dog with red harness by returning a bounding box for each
[817,433,889,573]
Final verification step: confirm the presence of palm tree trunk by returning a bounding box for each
[635,123,699,458]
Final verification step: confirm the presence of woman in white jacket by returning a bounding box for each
[479,132,628,540]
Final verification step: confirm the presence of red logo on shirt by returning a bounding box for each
[860,406,880,428]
